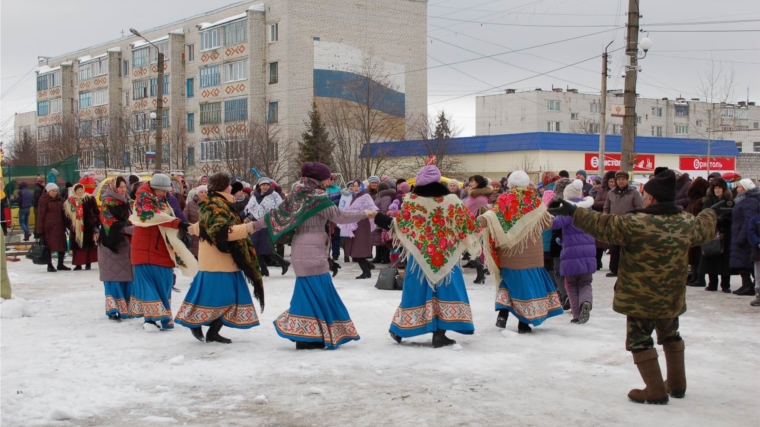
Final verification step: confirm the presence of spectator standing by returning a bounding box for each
[730,179,760,296]
[35,183,70,272]
[698,178,734,292]
[603,171,643,277]
[17,182,34,241]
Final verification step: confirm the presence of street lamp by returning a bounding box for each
[130,28,164,172]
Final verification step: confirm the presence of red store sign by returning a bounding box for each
[679,157,735,171]
[585,153,656,172]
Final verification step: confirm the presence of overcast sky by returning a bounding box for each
[2,0,759,140]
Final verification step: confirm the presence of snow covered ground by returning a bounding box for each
[1,255,758,426]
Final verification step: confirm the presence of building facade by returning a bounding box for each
[28,0,427,181]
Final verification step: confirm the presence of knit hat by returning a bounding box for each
[368,176,381,184]
[381,175,391,183]
[644,169,677,203]
[448,179,460,187]
[615,170,630,180]
[257,177,273,186]
[415,165,441,187]
[507,171,530,188]
[196,185,208,193]
[576,169,588,179]
[491,180,502,190]
[243,188,252,195]
[398,182,411,193]
[231,182,244,194]
[150,174,172,191]
[45,183,59,192]
[654,166,669,176]
[564,179,584,200]
[388,199,400,213]
[738,178,757,192]
[708,172,722,180]
[301,162,332,181]
[553,178,572,198]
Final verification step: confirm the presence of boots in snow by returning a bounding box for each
[355,259,371,279]
[73,265,82,271]
[206,319,231,344]
[518,321,532,334]
[720,276,732,293]
[85,263,91,270]
[663,341,686,398]
[495,309,509,329]
[578,302,592,324]
[296,341,326,350]
[328,258,341,277]
[628,349,669,404]
[47,264,57,273]
[57,254,71,271]
[260,262,270,277]
[562,296,571,311]
[389,332,403,344]
[191,327,205,342]
[270,253,290,275]
[432,330,456,348]
[472,259,486,284]
[734,272,756,296]
[750,296,760,307]
[23,233,31,242]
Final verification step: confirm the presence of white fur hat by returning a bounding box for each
[738,178,756,192]
[507,171,531,189]
[564,179,584,200]
[45,183,59,192]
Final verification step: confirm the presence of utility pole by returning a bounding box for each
[155,51,164,172]
[599,42,613,176]
[621,0,640,172]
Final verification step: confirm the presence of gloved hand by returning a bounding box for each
[709,200,727,211]
[178,222,190,233]
[548,199,577,217]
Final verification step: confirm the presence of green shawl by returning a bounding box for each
[264,177,335,242]
[199,191,265,311]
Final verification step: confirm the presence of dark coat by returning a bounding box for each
[168,194,188,222]
[372,189,396,246]
[730,188,760,271]
[747,214,760,262]
[32,183,45,211]
[592,171,616,250]
[675,173,692,209]
[35,192,67,252]
[685,177,710,265]
[18,188,34,209]
[231,195,249,218]
[183,196,201,257]
[97,189,134,282]
[65,195,100,252]
[698,190,734,276]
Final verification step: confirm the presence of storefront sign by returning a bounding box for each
[679,157,735,171]
[585,153,655,171]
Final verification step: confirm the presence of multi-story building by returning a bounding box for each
[29,0,427,181]
[476,88,760,154]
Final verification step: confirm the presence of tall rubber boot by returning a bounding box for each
[663,341,686,398]
[628,349,669,404]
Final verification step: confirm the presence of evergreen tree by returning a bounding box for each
[433,110,452,141]
[299,102,334,168]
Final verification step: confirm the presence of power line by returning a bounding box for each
[644,18,760,26]
[647,53,760,65]
[428,16,621,28]
[646,29,760,33]
[653,48,760,52]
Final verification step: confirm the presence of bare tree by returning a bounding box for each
[510,153,538,174]
[168,110,189,171]
[406,110,464,177]
[45,117,80,163]
[694,59,737,140]
[570,117,610,135]
[6,131,38,166]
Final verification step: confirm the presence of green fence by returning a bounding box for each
[2,155,79,196]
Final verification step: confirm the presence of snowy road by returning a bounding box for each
[1,256,758,427]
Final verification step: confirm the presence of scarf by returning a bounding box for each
[129,189,198,278]
[200,191,265,311]
[99,189,131,253]
[392,193,482,289]
[254,187,274,204]
[337,190,378,237]
[481,187,553,286]
[64,193,92,248]
[264,177,335,243]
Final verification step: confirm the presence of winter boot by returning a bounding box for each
[472,259,486,284]
[47,263,57,273]
[260,262,270,277]
[663,341,686,398]
[686,265,702,286]
[720,275,732,293]
[432,330,456,348]
[389,331,403,344]
[206,319,232,344]
[296,341,326,350]
[85,262,91,270]
[270,253,291,275]
[734,272,756,296]
[578,302,592,324]
[750,296,760,307]
[57,254,71,271]
[495,309,509,329]
[355,259,370,279]
[73,265,83,271]
[328,258,341,277]
[705,274,718,292]
[562,295,571,311]
[23,233,31,242]
[370,247,382,264]
[190,327,205,342]
[628,349,669,404]
[517,321,532,334]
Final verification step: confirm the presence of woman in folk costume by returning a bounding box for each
[97,177,135,320]
[383,164,482,348]
[244,177,290,276]
[129,174,197,332]
[339,179,379,279]
[479,171,564,334]
[254,162,376,350]
[175,173,263,344]
[64,182,101,270]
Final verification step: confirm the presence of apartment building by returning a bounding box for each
[476,88,760,154]
[29,0,427,178]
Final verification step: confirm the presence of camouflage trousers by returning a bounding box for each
[625,316,682,353]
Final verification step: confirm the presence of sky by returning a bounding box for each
[1,0,759,140]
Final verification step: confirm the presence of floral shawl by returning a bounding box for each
[337,190,378,237]
[392,193,482,289]
[99,189,131,253]
[264,177,335,243]
[481,187,552,286]
[64,193,97,248]
[200,191,265,311]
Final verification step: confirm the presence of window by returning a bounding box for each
[132,112,151,132]
[187,147,195,167]
[186,78,195,98]
[133,48,149,68]
[224,60,248,83]
[651,126,663,137]
[200,140,242,162]
[79,64,92,82]
[268,102,279,123]
[754,122,759,129]
[651,107,663,117]
[79,92,92,109]
[269,62,278,84]
[150,76,170,96]
[587,123,600,134]
[38,151,51,165]
[200,102,221,124]
[123,60,129,76]
[224,20,247,46]
[696,120,703,127]
[92,89,108,106]
[37,101,49,116]
[546,121,560,132]
[37,72,60,91]
[187,44,195,62]
[675,105,689,117]
[612,124,622,135]
[720,108,734,118]
[94,117,109,136]
[754,142,760,153]
[79,120,92,138]
[736,142,743,153]
[200,28,221,51]
[268,23,278,43]
[150,110,170,130]
[570,113,578,120]
[187,113,195,132]
[636,115,642,124]
[38,126,50,141]
[590,102,601,114]
[151,41,169,63]
[737,109,748,119]
[199,65,221,88]
[37,75,48,91]
[133,80,149,99]
[92,57,108,76]
[124,91,130,105]
[547,100,560,111]
[675,124,689,135]
[224,98,248,122]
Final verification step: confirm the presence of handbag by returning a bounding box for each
[701,232,723,257]
[375,260,403,291]
[26,241,51,265]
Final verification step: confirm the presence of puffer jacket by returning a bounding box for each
[748,214,760,262]
[730,187,760,271]
[551,197,596,276]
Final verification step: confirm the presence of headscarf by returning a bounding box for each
[64,184,94,248]
[264,177,335,243]
[99,188,131,253]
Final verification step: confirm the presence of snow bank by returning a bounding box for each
[0,297,36,318]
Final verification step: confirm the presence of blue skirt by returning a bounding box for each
[390,256,474,338]
[104,281,132,319]
[496,266,563,326]
[274,273,360,349]
[175,271,259,329]
[130,265,175,329]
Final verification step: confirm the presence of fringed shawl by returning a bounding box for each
[64,193,98,248]
[337,190,378,237]
[99,189,131,253]
[392,193,482,289]
[264,177,335,243]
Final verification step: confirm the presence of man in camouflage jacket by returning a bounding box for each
[551,169,716,405]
